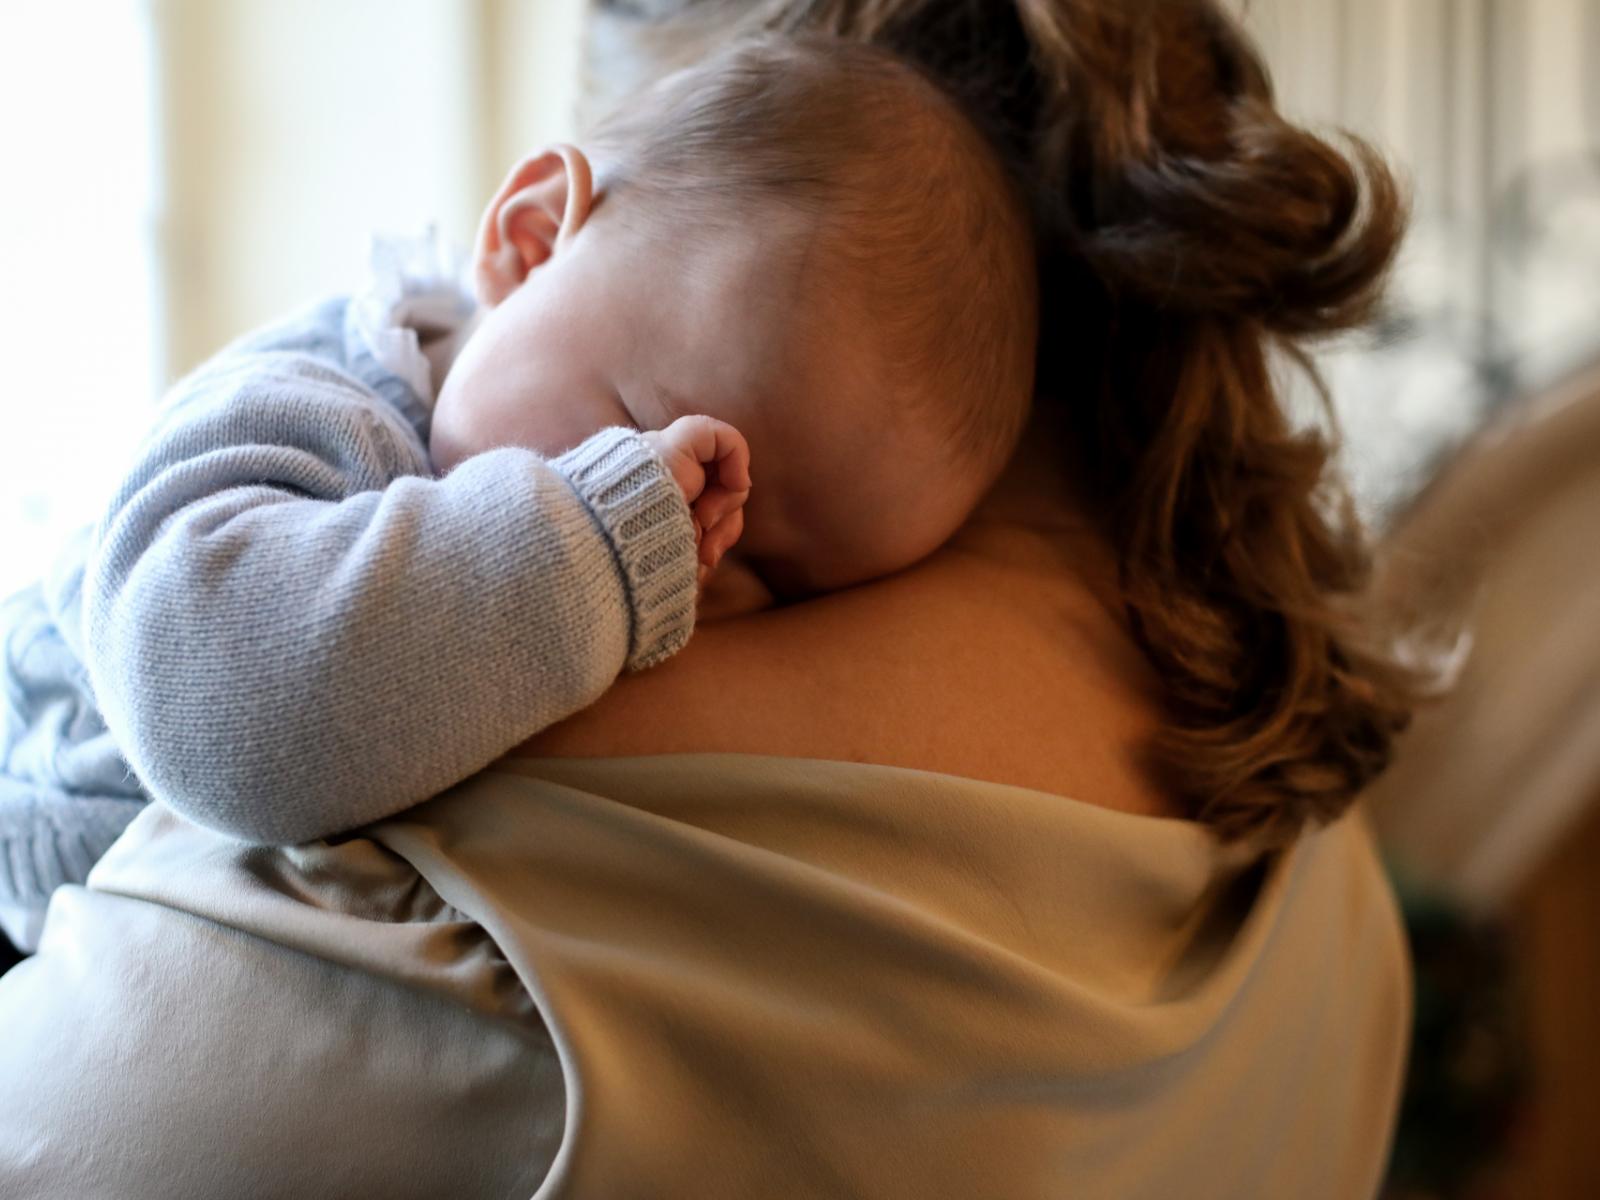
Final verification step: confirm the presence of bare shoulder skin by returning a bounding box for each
[515,425,1185,822]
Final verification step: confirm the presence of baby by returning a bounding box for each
[435,35,1037,598]
[0,35,1035,951]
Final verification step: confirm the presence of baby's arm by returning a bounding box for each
[84,345,716,846]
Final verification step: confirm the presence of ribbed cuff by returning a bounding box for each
[552,427,698,671]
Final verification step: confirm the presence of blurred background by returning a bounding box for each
[1,1,1597,1194]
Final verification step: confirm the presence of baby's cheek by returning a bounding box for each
[430,377,552,466]
[425,408,472,475]
[426,372,497,472]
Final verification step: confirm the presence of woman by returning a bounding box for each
[0,2,1426,1196]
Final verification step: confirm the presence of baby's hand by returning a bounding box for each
[640,416,752,582]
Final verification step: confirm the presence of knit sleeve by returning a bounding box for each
[83,350,698,846]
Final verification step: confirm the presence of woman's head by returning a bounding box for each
[584,0,1435,846]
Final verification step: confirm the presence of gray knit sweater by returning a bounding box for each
[1,293,698,940]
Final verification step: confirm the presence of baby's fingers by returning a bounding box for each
[699,505,744,569]
[665,416,751,490]
[692,481,750,537]
[707,428,752,494]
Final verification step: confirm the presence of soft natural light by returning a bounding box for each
[0,2,159,598]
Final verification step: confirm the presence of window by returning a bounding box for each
[0,2,160,597]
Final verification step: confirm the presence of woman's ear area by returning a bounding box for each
[473,144,597,306]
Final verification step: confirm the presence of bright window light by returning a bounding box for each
[0,1,160,598]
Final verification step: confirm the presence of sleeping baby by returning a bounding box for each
[0,34,1036,951]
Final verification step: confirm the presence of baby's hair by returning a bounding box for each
[588,34,1038,475]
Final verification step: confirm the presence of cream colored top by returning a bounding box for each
[383,752,1410,1198]
[0,751,1407,1198]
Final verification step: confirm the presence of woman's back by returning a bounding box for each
[0,714,1409,1199]
[518,436,1184,822]
[485,434,1411,1197]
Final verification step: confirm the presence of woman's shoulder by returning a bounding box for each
[515,524,1184,821]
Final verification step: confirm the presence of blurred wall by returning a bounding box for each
[154,0,586,381]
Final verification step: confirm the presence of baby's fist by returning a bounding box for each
[640,415,752,576]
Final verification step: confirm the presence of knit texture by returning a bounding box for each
[0,295,698,925]
[554,430,701,669]
[0,532,146,950]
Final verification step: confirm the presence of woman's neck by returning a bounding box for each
[951,408,1121,590]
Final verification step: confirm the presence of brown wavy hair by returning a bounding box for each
[593,0,1440,846]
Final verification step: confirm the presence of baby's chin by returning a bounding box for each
[736,539,932,604]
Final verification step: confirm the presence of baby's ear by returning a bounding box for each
[474,145,595,306]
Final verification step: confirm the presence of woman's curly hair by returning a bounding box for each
[599,0,1441,847]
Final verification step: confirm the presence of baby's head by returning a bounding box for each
[431,35,1037,598]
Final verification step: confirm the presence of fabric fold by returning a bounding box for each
[0,753,1408,1200]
